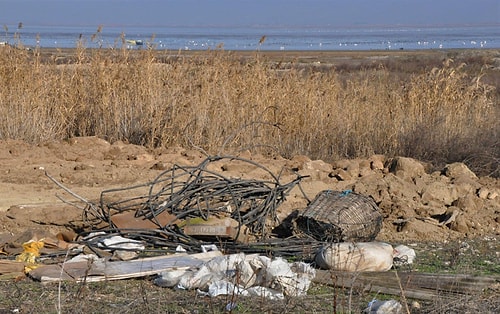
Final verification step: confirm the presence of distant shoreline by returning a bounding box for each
[3,24,498,51]
[4,43,497,67]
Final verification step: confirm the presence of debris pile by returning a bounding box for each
[1,137,498,304]
[0,154,414,299]
[79,156,305,254]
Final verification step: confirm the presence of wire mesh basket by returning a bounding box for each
[296,190,382,242]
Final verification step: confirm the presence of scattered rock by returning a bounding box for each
[388,157,426,179]
[421,181,458,206]
[487,191,498,200]
[150,161,172,171]
[452,196,482,212]
[450,214,469,233]
[332,169,352,181]
[477,187,490,199]
[359,160,372,177]
[369,155,385,171]
[303,160,332,173]
[286,155,311,171]
[443,162,477,180]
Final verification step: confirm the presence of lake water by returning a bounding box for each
[2,24,499,51]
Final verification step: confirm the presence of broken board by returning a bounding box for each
[314,270,499,300]
[0,259,25,279]
[29,250,222,282]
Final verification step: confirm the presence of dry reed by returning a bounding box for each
[0,41,498,176]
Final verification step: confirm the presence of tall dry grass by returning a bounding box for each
[0,42,498,176]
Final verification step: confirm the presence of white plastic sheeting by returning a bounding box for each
[154,252,316,299]
[363,299,403,314]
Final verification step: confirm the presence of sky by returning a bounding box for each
[0,0,498,28]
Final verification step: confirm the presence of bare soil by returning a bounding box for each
[0,135,498,243]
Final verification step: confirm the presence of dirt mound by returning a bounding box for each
[0,137,498,243]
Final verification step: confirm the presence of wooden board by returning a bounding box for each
[29,250,222,282]
[0,259,25,274]
[314,270,500,300]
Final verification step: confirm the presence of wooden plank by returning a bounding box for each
[313,270,500,300]
[29,251,222,282]
[29,264,75,281]
[89,255,205,277]
[0,260,25,274]
[0,272,25,280]
[0,260,26,280]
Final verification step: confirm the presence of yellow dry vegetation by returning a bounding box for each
[0,44,498,175]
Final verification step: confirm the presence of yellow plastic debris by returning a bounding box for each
[15,239,44,272]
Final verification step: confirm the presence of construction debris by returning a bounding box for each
[70,155,306,254]
[313,270,499,301]
[393,244,416,267]
[0,154,431,300]
[364,299,403,314]
[154,252,316,300]
[29,250,222,282]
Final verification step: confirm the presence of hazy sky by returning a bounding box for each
[1,0,499,28]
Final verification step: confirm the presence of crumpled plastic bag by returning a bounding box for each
[251,255,315,297]
[207,280,285,300]
[154,252,316,299]
[176,253,256,290]
[393,244,416,267]
[84,233,145,260]
[363,299,402,314]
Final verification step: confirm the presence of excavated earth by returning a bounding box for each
[0,136,498,244]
